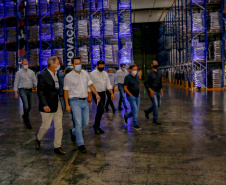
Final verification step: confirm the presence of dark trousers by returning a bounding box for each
[18,88,32,124]
[105,89,115,111]
[92,91,106,128]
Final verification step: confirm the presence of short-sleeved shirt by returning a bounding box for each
[64,70,92,99]
[124,74,140,97]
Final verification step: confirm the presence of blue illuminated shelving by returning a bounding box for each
[158,0,225,90]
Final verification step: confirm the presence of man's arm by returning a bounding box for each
[123,76,133,97]
[64,90,71,112]
[124,86,133,97]
[32,71,37,88]
[14,72,19,98]
[37,74,50,112]
[89,84,101,102]
[106,74,114,100]
[144,72,155,98]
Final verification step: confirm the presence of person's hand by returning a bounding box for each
[150,90,155,98]
[161,89,164,97]
[43,106,51,112]
[111,94,115,101]
[88,96,92,103]
[96,94,101,103]
[66,105,71,112]
[14,92,18,99]
[113,84,116,89]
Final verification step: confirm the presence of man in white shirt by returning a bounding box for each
[14,58,37,129]
[64,57,100,153]
[115,63,128,110]
[89,60,115,135]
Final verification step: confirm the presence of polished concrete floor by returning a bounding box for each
[0,83,226,185]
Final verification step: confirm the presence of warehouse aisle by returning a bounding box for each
[0,84,226,185]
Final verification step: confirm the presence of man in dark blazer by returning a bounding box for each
[34,56,66,155]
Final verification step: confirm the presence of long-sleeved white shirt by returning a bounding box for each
[115,69,128,84]
[64,70,93,98]
[14,68,37,91]
[89,69,112,92]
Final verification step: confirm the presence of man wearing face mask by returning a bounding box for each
[64,57,100,153]
[14,58,37,129]
[123,64,141,130]
[115,63,128,110]
[89,60,114,135]
[35,56,66,155]
[144,60,163,125]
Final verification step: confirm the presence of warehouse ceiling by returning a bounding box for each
[131,0,175,23]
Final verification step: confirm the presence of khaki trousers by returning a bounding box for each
[37,101,63,148]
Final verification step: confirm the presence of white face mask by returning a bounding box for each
[23,65,28,70]
[132,71,137,76]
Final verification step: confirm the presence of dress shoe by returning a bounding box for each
[98,127,105,134]
[70,129,76,143]
[153,121,161,125]
[25,123,32,129]
[54,147,66,155]
[144,110,149,119]
[34,139,41,150]
[78,145,87,153]
[93,126,100,135]
[133,125,142,130]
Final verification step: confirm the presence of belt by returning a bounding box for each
[19,88,32,90]
[71,97,87,100]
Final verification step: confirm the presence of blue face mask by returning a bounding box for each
[74,65,82,71]
[108,73,113,76]
[122,68,126,71]
[55,65,60,71]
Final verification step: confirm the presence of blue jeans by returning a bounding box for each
[145,91,161,122]
[118,84,127,108]
[125,96,140,127]
[69,98,89,146]
[19,88,32,123]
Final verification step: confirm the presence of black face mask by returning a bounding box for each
[153,65,158,69]
[98,67,104,72]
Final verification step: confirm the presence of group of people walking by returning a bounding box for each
[14,56,163,155]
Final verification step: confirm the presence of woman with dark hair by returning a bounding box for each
[123,64,141,130]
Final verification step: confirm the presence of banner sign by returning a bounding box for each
[65,1,75,66]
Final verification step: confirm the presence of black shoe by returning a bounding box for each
[133,125,142,130]
[54,147,66,155]
[124,115,128,125]
[98,127,104,134]
[70,129,76,143]
[113,109,116,114]
[78,145,87,153]
[118,107,123,111]
[34,139,41,150]
[25,123,32,129]
[93,126,100,135]
[153,120,161,125]
[144,110,149,119]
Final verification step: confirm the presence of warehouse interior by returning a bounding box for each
[0,0,226,184]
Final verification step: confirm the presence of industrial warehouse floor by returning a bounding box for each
[0,83,226,185]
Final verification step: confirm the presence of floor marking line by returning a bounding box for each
[51,151,79,185]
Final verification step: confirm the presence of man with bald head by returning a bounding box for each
[144,60,163,125]
[14,58,37,129]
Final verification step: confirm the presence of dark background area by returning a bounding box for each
[132,22,161,78]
